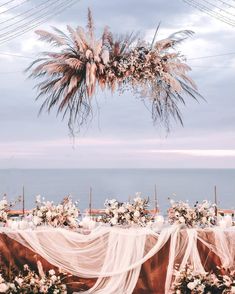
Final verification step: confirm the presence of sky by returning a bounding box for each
[0,0,234,168]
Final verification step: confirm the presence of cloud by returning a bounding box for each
[149,149,235,157]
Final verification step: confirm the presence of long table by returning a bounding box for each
[0,225,233,293]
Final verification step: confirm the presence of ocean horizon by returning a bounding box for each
[0,168,234,213]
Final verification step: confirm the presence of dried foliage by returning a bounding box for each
[27,9,201,132]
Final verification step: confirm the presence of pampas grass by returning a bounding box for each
[27,9,201,132]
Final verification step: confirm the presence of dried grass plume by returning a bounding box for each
[27,9,202,132]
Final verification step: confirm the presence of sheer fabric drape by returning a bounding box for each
[2,225,235,294]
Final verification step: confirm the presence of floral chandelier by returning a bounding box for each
[28,9,201,132]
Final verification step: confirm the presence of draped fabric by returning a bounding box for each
[0,225,234,293]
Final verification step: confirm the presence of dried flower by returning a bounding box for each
[27,9,201,133]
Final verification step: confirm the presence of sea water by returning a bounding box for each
[0,169,234,213]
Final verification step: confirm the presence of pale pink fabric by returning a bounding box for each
[1,225,234,294]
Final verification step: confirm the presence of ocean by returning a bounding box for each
[0,169,234,213]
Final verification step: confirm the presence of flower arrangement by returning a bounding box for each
[100,193,153,226]
[0,197,9,223]
[0,263,67,293]
[32,195,79,229]
[27,9,201,132]
[172,265,235,294]
[168,199,216,228]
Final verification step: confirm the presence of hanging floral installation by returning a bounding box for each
[27,8,201,132]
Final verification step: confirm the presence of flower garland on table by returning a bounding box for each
[0,263,67,293]
[100,193,154,226]
[168,199,216,228]
[172,265,235,294]
[32,195,79,229]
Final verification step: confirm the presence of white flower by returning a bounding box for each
[49,269,56,276]
[179,216,185,223]
[170,199,175,205]
[118,206,126,213]
[33,216,42,226]
[37,211,43,217]
[110,217,118,225]
[114,213,118,219]
[15,277,24,286]
[125,213,131,220]
[201,217,207,224]
[0,283,9,292]
[134,211,140,218]
[187,281,197,290]
[46,211,52,218]
[0,275,4,284]
[36,195,41,203]
[50,275,57,282]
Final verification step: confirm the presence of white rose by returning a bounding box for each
[0,283,9,292]
[118,206,126,213]
[49,269,55,276]
[179,216,185,223]
[110,218,118,225]
[176,290,181,294]
[231,286,235,293]
[202,216,207,224]
[37,211,43,217]
[187,281,197,290]
[46,211,52,218]
[125,214,131,220]
[50,275,57,282]
[40,285,48,292]
[134,211,140,218]
[36,195,41,203]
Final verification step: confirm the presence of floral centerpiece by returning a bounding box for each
[168,199,216,228]
[0,197,9,223]
[28,9,201,133]
[32,195,79,229]
[0,262,67,293]
[172,265,235,294]
[100,193,153,226]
